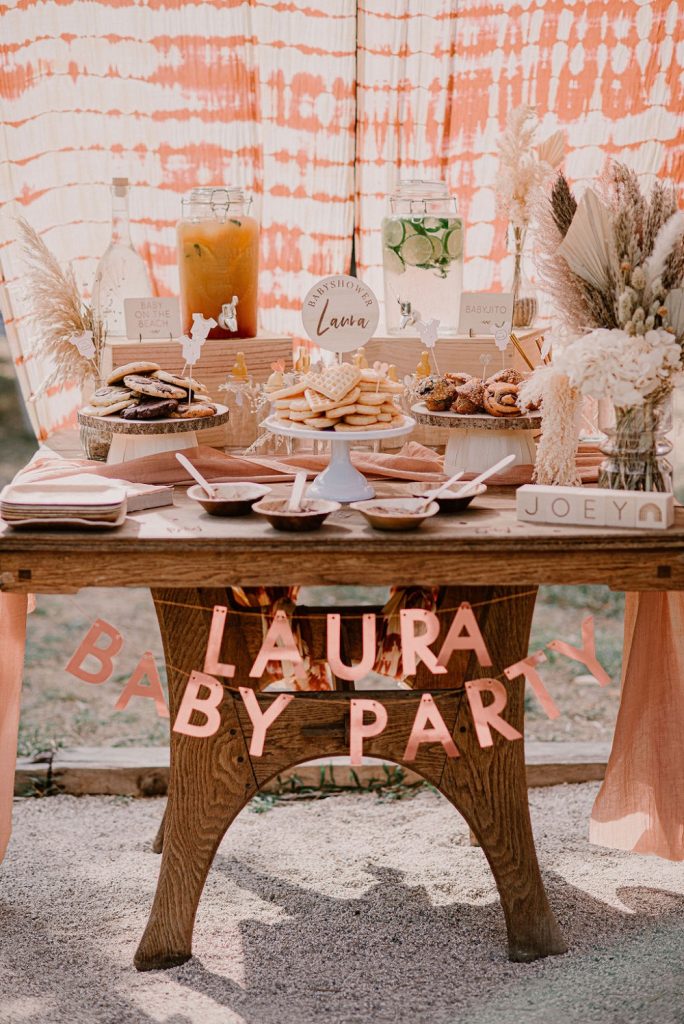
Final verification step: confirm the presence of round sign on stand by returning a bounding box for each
[301,275,380,353]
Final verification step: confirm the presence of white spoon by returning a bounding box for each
[453,453,517,499]
[288,470,308,512]
[416,469,465,512]
[176,452,216,499]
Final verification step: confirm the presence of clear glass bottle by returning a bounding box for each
[382,179,463,337]
[177,187,259,340]
[598,392,672,492]
[91,177,152,338]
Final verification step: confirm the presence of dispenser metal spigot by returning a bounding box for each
[218,295,239,332]
[399,300,417,330]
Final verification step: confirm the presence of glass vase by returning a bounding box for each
[598,392,672,492]
[508,226,538,329]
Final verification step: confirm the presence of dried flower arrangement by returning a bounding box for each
[496,106,565,326]
[15,217,105,401]
[521,163,684,489]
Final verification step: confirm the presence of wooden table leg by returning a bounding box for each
[135,588,259,971]
[433,585,567,962]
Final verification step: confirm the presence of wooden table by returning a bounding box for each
[3,482,683,972]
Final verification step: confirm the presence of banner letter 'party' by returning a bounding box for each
[403,694,460,761]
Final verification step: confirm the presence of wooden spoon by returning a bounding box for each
[288,470,308,512]
[416,470,465,512]
[453,453,517,499]
[176,452,216,499]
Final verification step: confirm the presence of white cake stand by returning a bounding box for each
[262,414,416,502]
[411,401,542,475]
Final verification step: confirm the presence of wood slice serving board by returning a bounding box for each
[78,405,230,465]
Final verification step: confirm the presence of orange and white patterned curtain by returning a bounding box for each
[1,0,682,438]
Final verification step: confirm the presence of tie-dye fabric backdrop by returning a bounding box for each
[1,0,681,437]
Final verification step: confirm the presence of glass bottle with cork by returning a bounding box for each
[91,177,152,338]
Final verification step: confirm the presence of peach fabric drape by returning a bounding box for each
[590,592,684,861]
[0,594,28,862]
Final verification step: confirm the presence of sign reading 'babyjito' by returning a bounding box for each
[301,275,380,353]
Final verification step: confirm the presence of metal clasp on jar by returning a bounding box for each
[218,295,239,332]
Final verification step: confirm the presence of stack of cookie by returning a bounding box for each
[82,361,218,421]
[422,368,536,417]
[269,364,404,431]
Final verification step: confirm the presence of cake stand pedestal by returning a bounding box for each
[412,402,541,476]
[78,406,230,465]
[262,414,415,502]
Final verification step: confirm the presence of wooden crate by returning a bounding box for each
[348,329,545,449]
[102,333,293,447]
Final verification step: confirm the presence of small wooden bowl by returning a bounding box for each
[188,483,271,517]
[252,497,340,531]
[350,497,439,531]
[408,482,487,513]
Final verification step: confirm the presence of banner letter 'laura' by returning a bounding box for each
[239,688,294,756]
[203,605,235,678]
[400,609,446,676]
[173,670,223,738]
[65,618,123,685]
[327,613,376,682]
[464,678,522,748]
[349,699,388,765]
[436,602,492,669]
[114,651,169,719]
[546,616,611,687]
[504,651,560,720]
[403,694,459,761]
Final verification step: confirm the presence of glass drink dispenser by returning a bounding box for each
[177,187,259,339]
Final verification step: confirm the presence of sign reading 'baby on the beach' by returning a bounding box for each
[64,603,610,764]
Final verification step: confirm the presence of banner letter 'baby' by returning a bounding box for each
[239,688,294,756]
[173,670,223,738]
[114,651,169,719]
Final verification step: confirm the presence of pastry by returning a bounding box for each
[305,385,361,414]
[303,416,338,429]
[415,375,440,397]
[487,368,524,386]
[268,382,307,401]
[303,363,361,402]
[80,399,138,417]
[152,370,208,393]
[123,374,187,400]
[90,385,133,407]
[445,372,472,387]
[170,402,217,419]
[106,361,160,385]
[327,404,358,420]
[451,377,485,414]
[121,397,179,420]
[483,381,521,416]
[425,378,458,411]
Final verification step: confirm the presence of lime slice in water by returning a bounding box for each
[423,217,444,232]
[383,220,405,247]
[445,226,463,259]
[430,234,444,259]
[383,247,406,275]
[401,233,434,266]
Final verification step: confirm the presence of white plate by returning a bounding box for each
[262,413,416,442]
[0,479,127,508]
[3,508,127,530]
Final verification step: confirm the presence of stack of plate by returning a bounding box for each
[0,480,127,529]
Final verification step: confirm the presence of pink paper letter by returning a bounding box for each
[114,651,169,719]
[239,687,294,756]
[173,670,223,738]
[465,678,522,748]
[349,698,388,765]
[400,609,446,676]
[546,616,611,687]
[65,618,123,685]
[504,651,560,720]
[403,694,459,761]
[203,605,235,678]
[436,602,492,669]
[249,610,303,678]
[326,613,376,682]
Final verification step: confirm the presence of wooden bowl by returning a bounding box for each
[252,497,340,531]
[408,482,487,513]
[350,497,439,531]
[187,483,271,517]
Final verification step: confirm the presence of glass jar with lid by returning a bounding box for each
[382,179,464,337]
[177,187,259,340]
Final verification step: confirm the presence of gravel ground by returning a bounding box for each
[1,785,683,1024]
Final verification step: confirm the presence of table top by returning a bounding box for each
[2,473,683,592]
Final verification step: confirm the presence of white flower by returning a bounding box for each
[549,327,681,407]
